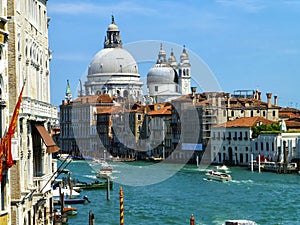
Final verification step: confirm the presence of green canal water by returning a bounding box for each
[58,160,300,225]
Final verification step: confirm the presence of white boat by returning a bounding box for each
[53,187,80,198]
[96,165,113,179]
[214,165,230,173]
[223,219,257,225]
[205,170,232,182]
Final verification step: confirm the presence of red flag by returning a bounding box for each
[0,143,3,181]
[2,83,24,171]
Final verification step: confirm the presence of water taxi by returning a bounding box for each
[96,165,113,179]
[205,170,232,182]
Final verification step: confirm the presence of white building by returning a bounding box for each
[85,16,143,101]
[147,44,191,103]
[6,1,59,224]
[0,1,10,223]
[211,117,275,165]
[252,132,300,163]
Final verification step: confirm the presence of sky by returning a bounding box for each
[47,0,300,108]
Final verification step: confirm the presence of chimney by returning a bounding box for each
[191,87,197,104]
[227,93,231,108]
[274,94,278,106]
[191,87,197,96]
[266,93,272,108]
[258,91,262,100]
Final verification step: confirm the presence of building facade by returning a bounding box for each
[6,1,59,225]
[147,44,191,103]
[0,1,11,224]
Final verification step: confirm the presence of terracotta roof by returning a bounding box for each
[213,116,275,128]
[148,105,172,116]
[73,94,113,104]
[96,106,123,114]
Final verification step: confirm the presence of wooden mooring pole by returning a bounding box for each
[190,214,195,225]
[120,187,124,225]
[89,210,94,225]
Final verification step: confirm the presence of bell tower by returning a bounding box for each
[178,45,191,95]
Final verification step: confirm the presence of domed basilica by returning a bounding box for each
[84,16,191,103]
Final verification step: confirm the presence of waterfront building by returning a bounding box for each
[251,132,300,164]
[147,102,172,159]
[0,1,11,223]
[211,116,275,165]
[147,44,191,103]
[5,1,59,225]
[227,90,280,121]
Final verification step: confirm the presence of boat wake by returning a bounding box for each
[230,179,254,184]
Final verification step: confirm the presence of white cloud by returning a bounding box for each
[215,0,265,13]
[280,48,300,55]
[47,1,156,16]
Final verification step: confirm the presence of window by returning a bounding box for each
[155,86,158,92]
[273,111,276,117]
[1,174,7,210]
[261,142,264,151]
[255,142,258,151]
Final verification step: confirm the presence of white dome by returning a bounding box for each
[107,23,119,32]
[88,48,139,75]
[147,64,178,84]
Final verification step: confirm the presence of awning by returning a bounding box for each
[35,125,60,153]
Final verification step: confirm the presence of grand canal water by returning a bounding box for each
[58,160,300,225]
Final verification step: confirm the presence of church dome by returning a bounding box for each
[147,64,178,84]
[88,48,139,75]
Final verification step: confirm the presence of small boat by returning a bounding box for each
[205,170,232,182]
[63,205,78,216]
[96,165,113,179]
[54,196,91,205]
[75,180,113,190]
[53,187,80,198]
[223,219,257,225]
[147,155,163,162]
[214,165,230,173]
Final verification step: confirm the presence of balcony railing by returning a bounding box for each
[33,173,53,194]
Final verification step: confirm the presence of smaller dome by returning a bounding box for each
[107,23,119,32]
[168,49,177,64]
[180,46,189,61]
[147,64,178,84]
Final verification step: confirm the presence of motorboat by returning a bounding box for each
[53,187,80,198]
[205,170,232,182]
[75,180,113,190]
[63,205,78,216]
[223,219,257,225]
[54,196,91,205]
[214,165,230,173]
[96,165,113,179]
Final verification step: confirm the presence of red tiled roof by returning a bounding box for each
[73,94,113,104]
[148,105,172,116]
[213,116,275,128]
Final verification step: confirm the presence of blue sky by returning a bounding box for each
[48,0,300,108]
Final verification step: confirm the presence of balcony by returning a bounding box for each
[33,173,53,194]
